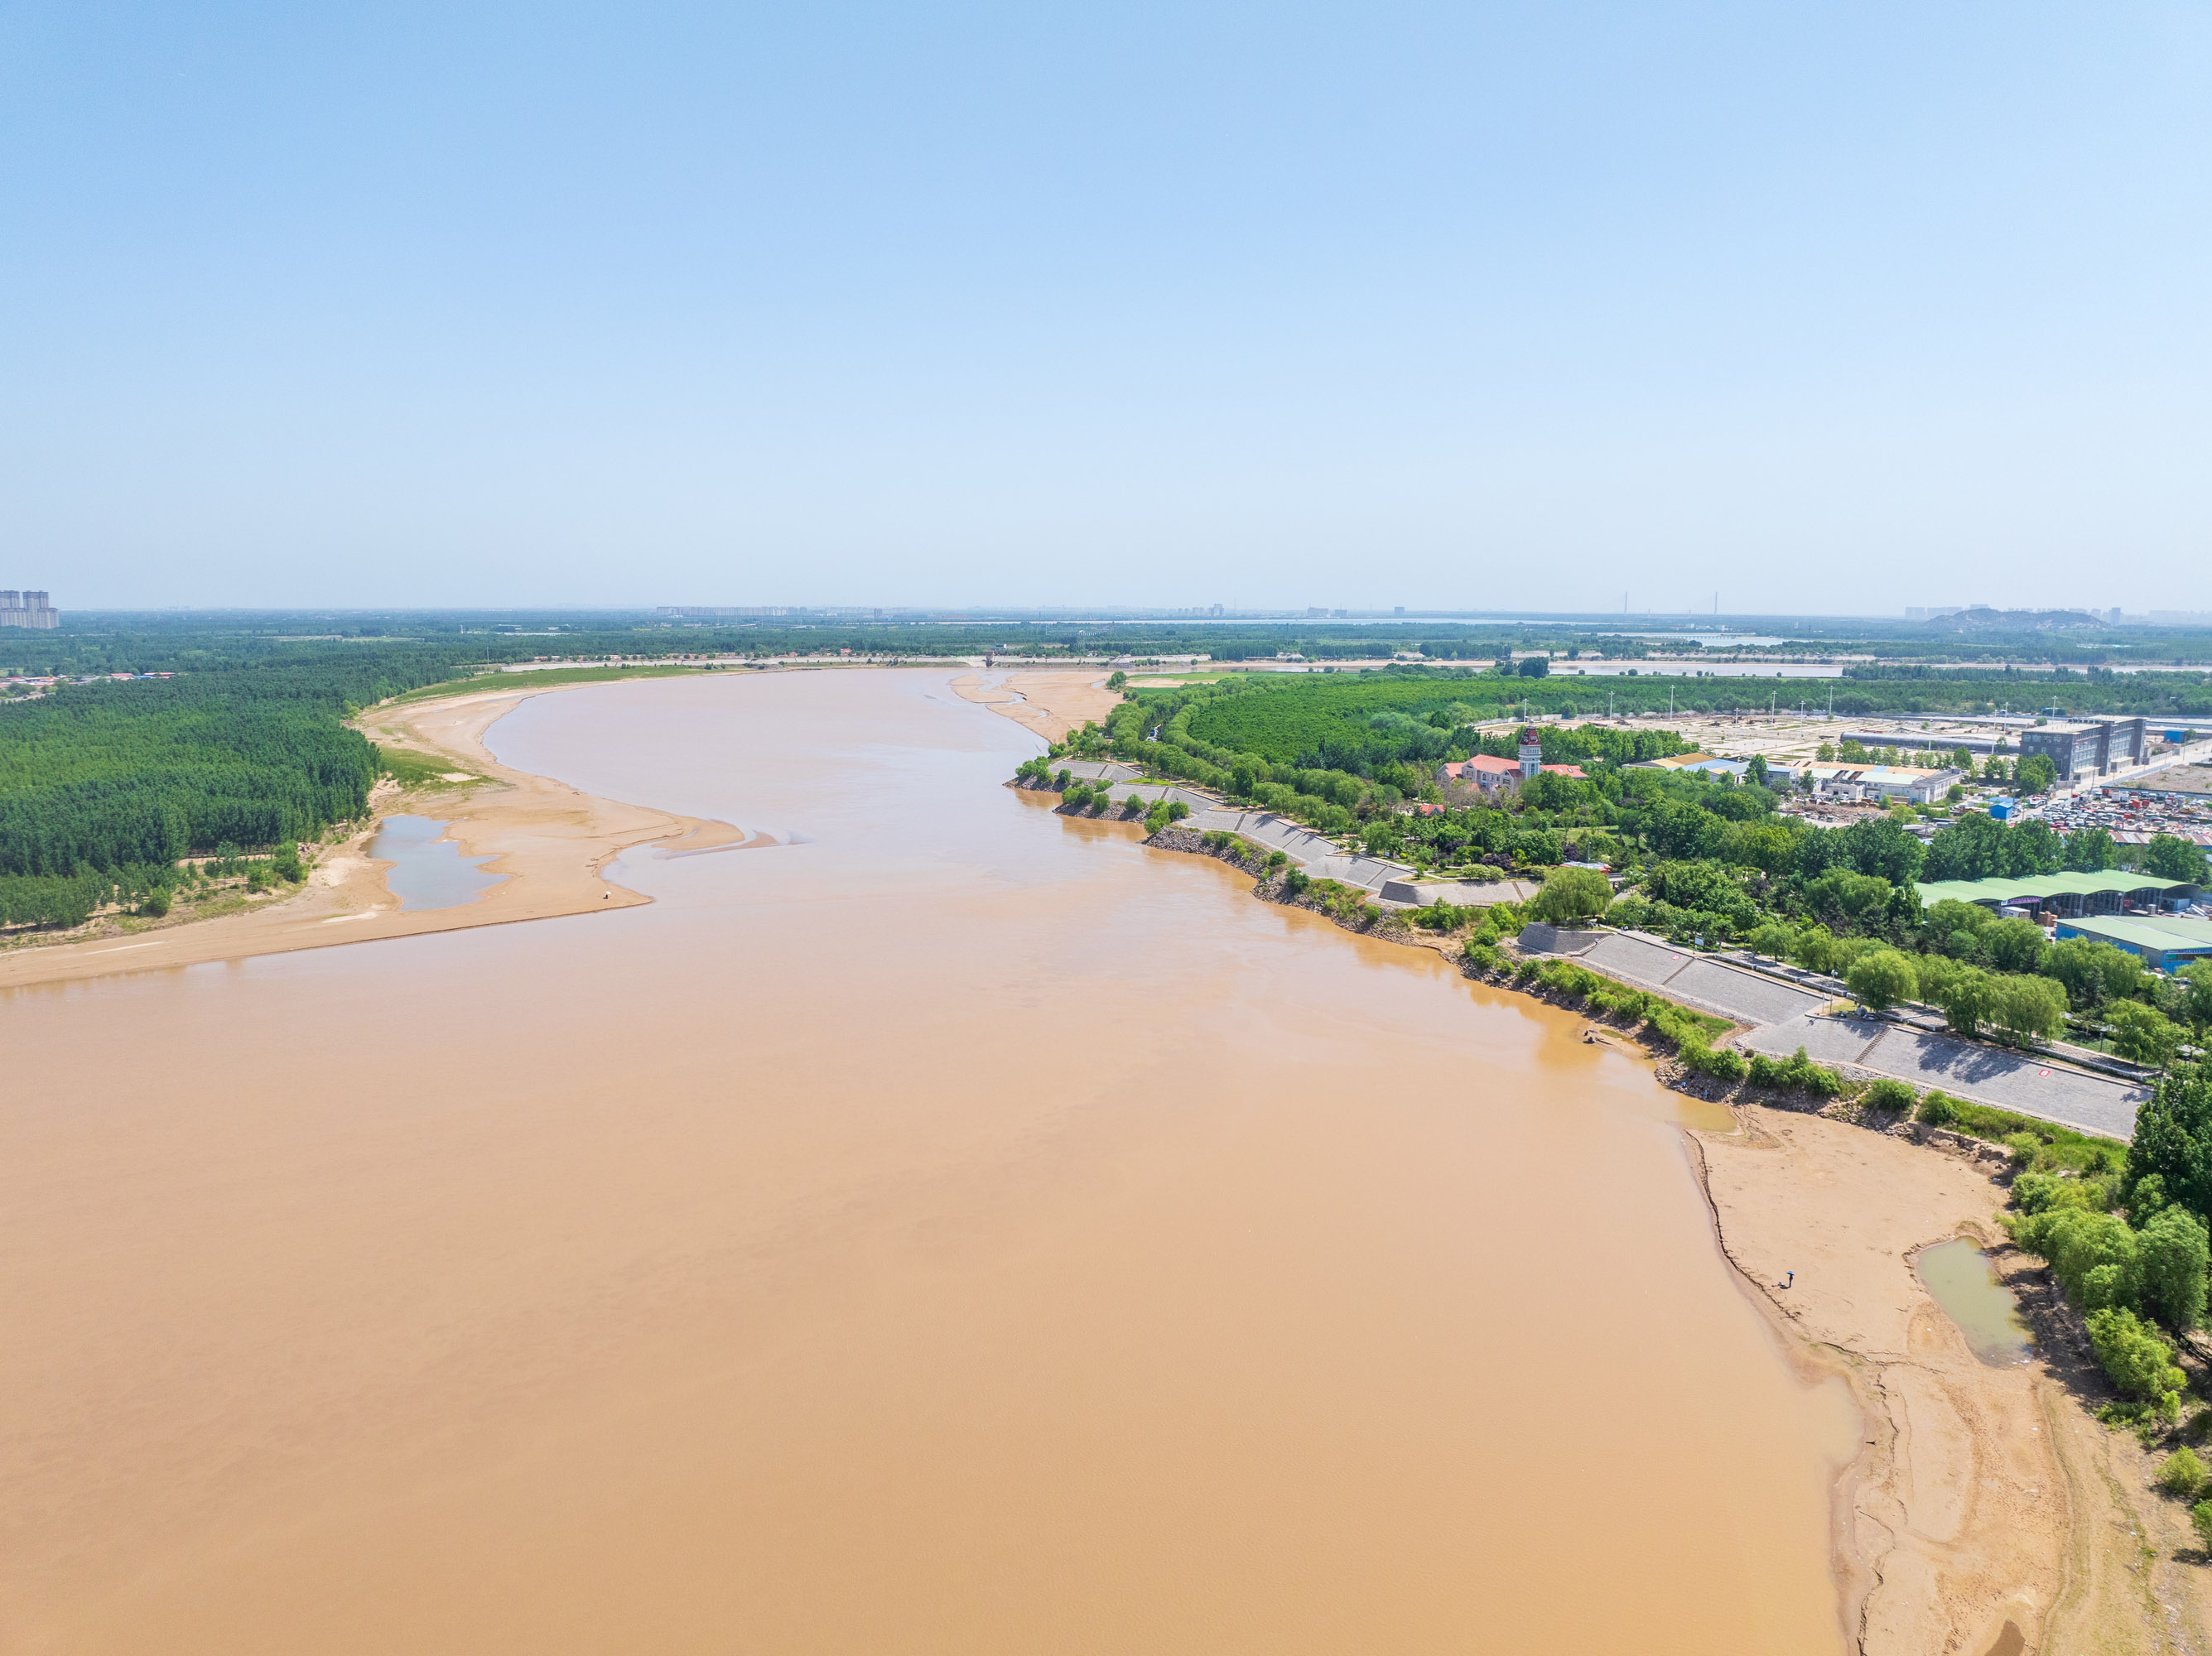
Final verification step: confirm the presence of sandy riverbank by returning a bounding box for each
[0,681,747,992]
[950,667,1119,743]
[1693,1105,2212,1654]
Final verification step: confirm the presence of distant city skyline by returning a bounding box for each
[6,3,2208,610]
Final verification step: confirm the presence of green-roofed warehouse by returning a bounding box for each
[2053,914,2212,973]
[1914,870,2200,917]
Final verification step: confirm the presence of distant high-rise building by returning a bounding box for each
[0,590,58,629]
[654,605,787,619]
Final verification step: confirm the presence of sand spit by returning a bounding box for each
[0,681,747,992]
[1697,1109,2212,1655]
[950,668,1119,743]
[1694,1109,2212,1653]
[1692,1113,2062,1653]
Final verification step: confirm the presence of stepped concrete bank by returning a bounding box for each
[1520,925,2149,1140]
[1023,774,1537,903]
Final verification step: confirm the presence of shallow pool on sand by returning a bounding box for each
[0,669,1857,1655]
[367,812,506,911]
[1917,1238,2036,1367]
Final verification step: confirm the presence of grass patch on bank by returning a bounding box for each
[378,747,459,787]
[1924,1095,2127,1172]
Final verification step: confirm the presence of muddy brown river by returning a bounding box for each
[0,669,1856,1654]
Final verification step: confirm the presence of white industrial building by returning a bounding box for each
[1775,762,1961,805]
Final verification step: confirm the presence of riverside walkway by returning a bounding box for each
[1520,926,2151,1140]
[1034,775,1535,903]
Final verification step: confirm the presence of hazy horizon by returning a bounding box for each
[39,592,2212,619]
[7,3,2208,613]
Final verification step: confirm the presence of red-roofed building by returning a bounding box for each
[1540,764,1587,780]
[1437,754,1521,792]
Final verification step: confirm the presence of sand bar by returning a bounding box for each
[0,680,746,992]
[949,667,1119,743]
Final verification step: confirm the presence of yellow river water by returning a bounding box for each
[0,669,1857,1654]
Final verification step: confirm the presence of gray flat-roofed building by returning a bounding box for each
[1841,730,2002,757]
[2053,915,2212,973]
[2022,717,2147,781]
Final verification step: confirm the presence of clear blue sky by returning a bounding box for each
[4,2,2208,614]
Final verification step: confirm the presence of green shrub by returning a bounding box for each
[2086,1306,2186,1400]
[2011,1170,2115,1216]
[140,888,171,917]
[1677,1039,1747,1082]
[2158,1447,2207,1499]
[2013,1207,2140,1312]
[1862,1079,1916,1113]
[1461,942,1504,975]
[1916,1090,1959,1127]
[1747,1046,1845,1098]
[2193,1501,2212,1555]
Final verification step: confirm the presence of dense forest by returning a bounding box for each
[0,649,469,927]
[1173,664,2212,764]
